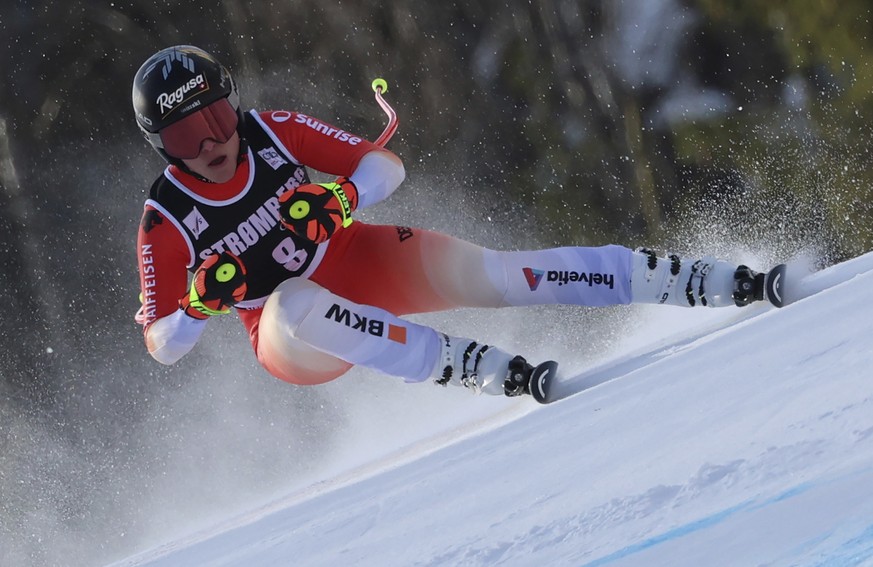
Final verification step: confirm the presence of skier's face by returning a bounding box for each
[181,132,241,183]
[159,98,241,183]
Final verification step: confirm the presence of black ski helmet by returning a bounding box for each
[132,45,243,163]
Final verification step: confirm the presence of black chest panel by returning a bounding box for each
[149,112,317,300]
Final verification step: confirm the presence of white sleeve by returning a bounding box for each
[349,151,406,209]
[144,309,208,364]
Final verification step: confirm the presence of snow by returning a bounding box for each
[109,253,873,567]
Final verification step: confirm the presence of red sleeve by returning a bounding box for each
[258,110,389,176]
[137,204,191,330]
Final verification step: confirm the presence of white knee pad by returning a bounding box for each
[630,249,738,307]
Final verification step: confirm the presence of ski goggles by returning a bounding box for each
[159,98,239,160]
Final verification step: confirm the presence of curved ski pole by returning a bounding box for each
[370,78,398,147]
[316,79,399,240]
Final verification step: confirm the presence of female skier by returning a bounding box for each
[134,45,770,403]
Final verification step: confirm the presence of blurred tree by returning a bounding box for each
[681,0,873,259]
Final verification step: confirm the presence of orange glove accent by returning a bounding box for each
[277,177,359,244]
[180,252,248,319]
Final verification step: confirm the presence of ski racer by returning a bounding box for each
[133,45,770,403]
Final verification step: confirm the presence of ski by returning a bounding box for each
[529,360,559,404]
[765,264,788,308]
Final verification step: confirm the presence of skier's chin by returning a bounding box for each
[204,159,236,183]
[189,157,236,183]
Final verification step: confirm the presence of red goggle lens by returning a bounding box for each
[160,99,239,160]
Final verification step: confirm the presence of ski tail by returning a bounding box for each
[530,360,559,404]
[765,264,788,308]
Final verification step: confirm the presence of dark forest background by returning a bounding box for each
[2,1,873,565]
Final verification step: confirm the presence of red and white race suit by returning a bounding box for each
[137,110,636,386]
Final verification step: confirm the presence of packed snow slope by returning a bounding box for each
[114,253,873,567]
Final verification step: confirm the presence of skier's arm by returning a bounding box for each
[143,309,208,365]
[137,205,206,365]
[263,111,406,209]
[347,150,405,209]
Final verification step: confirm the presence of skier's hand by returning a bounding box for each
[180,252,248,319]
[278,178,359,244]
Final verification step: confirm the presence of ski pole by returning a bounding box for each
[370,78,398,147]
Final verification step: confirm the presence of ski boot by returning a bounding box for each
[433,334,558,403]
[632,249,787,308]
[732,265,765,306]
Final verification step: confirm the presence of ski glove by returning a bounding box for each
[278,178,359,244]
[180,252,248,320]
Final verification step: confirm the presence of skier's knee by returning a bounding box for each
[261,357,351,386]
[264,278,329,336]
[258,279,356,385]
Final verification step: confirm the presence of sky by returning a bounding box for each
[104,253,873,567]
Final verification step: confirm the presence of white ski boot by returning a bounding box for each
[631,249,783,308]
[433,334,558,403]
